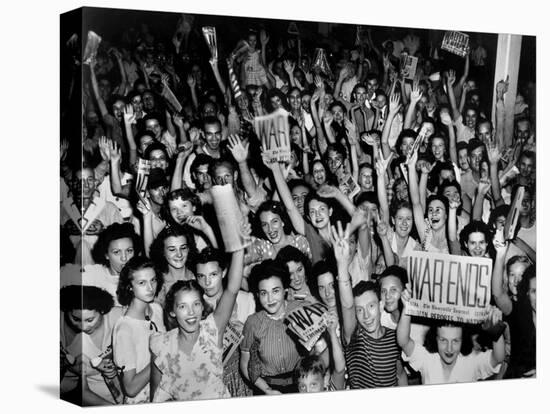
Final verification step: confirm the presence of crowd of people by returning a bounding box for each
[60,12,536,406]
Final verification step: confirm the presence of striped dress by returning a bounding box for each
[345,326,400,389]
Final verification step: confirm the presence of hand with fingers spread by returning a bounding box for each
[388,92,402,115]
[108,140,121,164]
[446,69,456,87]
[98,136,111,161]
[227,134,249,164]
[283,60,295,75]
[314,75,325,91]
[410,81,422,104]
[330,221,352,265]
[405,142,419,167]
[123,105,136,125]
[361,132,379,147]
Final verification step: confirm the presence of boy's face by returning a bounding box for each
[354,290,381,334]
[297,373,326,393]
[196,261,225,298]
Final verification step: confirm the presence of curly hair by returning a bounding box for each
[60,285,114,314]
[164,279,212,330]
[276,246,312,286]
[256,200,295,239]
[162,188,202,225]
[352,280,380,300]
[190,246,227,275]
[424,322,473,356]
[459,220,494,258]
[248,259,290,294]
[310,260,338,303]
[91,222,141,267]
[116,256,164,306]
[149,225,196,274]
[294,355,327,384]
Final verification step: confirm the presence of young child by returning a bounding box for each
[295,310,346,392]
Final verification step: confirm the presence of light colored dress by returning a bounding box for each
[150,314,230,402]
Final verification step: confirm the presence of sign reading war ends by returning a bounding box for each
[254,108,291,163]
[406,251,492,324]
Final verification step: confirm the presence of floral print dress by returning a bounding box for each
[150,314,230,402]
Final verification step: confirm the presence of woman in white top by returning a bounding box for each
[112,257,166,404]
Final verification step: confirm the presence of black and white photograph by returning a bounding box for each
[57,3,538,407]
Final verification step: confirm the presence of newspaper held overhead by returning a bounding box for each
[441,31,470,58]
[135,158,151,199]
[83,31,102,65]
[253,108,291,164]
[210,184,252,252]
[285,302,329,351]
[504,186,525,241]
[400,53,418,80]
[406,251,492,324]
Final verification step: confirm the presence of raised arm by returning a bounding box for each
[376,157,391,224]
[494,77,509,149]
[214,246,246,335]
[111,48,128,96]
[487,144,504,207]
[396,287,415,357]
[441,111,457,165]
[264,155,305,234]
[209,58,231,107]
[326,309,346,390]
[472,179,491,222]
[186,74,199,111]
[404,81,421,130]
[332,223,356,345]
[447,194,461,255]
[491,239,513,316]
[122,106,138,168]
[381,93,401,159]
[446,70,460,121]
[376,219,396,267]
[407,149,427,237]
[89,58,108,118]
[227,134,259,199]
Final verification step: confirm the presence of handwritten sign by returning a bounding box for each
[254,109,291,163]
[441,31,470,58]
[285,302,328,351]
[222,322,243,366]
[210,184,251,252]
[406,251,492,324]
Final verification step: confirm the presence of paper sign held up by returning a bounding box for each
[504,186,525,241]
[222,322,243,366]
[400,54,418,80]
[285,302,328,351]
[253,109,291,164]
[210,184,251,253]
[406,251,492,324]
[441,31,470,58]
[135,158,151,198]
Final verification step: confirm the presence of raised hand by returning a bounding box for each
[350,208,369,231]
[330,221,352,264]
[419,160,435,175]
[283,60,295,74]
[400,284,412,311]
[317,184,340,199]
[314,74,325,91]
[376,220,389,238]
[136,194,152,215]
[98,136,111,161]
[440,111,453,126]
[261,147,279,170]
[487,144,501,165]
[176,141,194,161]
[160,73,170,86]
[60,139,69,162]
[338,65,350,80]
[477,178,491,196]
[108,140,121,163]
[448,192,461,210]
[362,132,380,147]
[260,29,270,46]
[410,81,422,104]
[227,134,249,164]
[186,74,196,88]
[481,306,503,331]
[447,69,456,86]
[322,111,333,126]
[172,113,185,128]
[123,105,136,125]
[188,127,202,143]
[388,92,402,114]
[496,75,509,98]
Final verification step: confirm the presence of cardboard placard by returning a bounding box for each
[441,31,470,58]
[83,31,102,65]
[253,109,291,163]
[222,322,243,366]
[210,184,251,252]
[504,186,525,241]
[285,302,328,351]
[406,251,492,324]
[135,158,151,198]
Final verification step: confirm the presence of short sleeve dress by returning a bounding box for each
[150,314,230,402]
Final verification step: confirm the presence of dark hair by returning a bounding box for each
[256,200,294,239]
[266,88,290,112]
[164,279,211,330]
[304,192,333,221]
[424,322,473,356]
[294,355,327,383]
[396,129,418,156]
[488,204,510,231]
[425,194,449,218]
[467,138,485,155]
[60,285,114,314]
[276,246,312,286]
[91,223,141,267]
[248,259,290,294]
[191,247,227,274]
[310,260,338,303]
[288,179,312,194]
[150,225,196,274]
[164,188,202,220]
[517,264,535,299]
[202,115,221,130]
[191,153,214,174]
[135,129,156,149]
[116,256,164,306]
[324,142,347,161]
[354,191,379,208]
[459,220,494,256]
[143,141,169,161]
[378,265,408,288]
[352,280,380,299]
[209,157,237,180]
